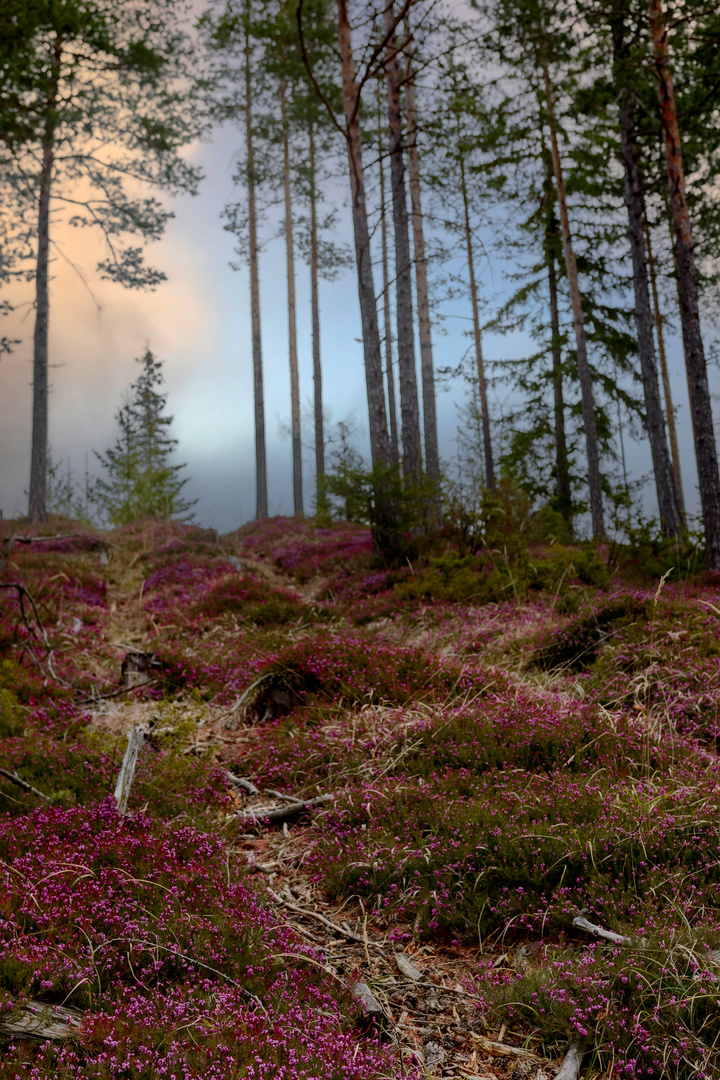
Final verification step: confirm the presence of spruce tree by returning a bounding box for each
[93,351,195,526]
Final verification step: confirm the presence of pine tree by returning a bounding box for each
[93,351,195,526]
[648,0,720,566]
[201,0,271,520]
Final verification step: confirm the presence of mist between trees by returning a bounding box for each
[3,0,720,565]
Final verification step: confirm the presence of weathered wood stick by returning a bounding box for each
[114,727,145,815]
[238,793,334,824]
[555,1040,586,1080]
[227,773,260,796]
[573,913,630,945]
[0,1001,83,1041]
[264,788,303,803]
[468,1032,541,1060]
[0,766,49,802]
[268,890,367,944]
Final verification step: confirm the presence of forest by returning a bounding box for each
[3,0,720,1078]
[3,0,720,556]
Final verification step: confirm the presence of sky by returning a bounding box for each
[0,104,711,535]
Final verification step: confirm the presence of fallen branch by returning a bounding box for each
[227,773,260,796]
[268,888,369,944]
[77,676,160,706]
[555,1040,586,1080]
[228,773,260,796]
[0,766,49,802]
[9,533,109,548]
[573,912,630,945]
[264,788,303,803]
[0,1000,83,1041]
[114,727,145,815]
[238,793,334,824]
[468,1032,541,1061]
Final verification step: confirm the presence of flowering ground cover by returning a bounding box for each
[2,514,720,1077]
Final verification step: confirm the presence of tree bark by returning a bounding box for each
[404,21,440,496]
[336,0,390,470]
[378,111,399,463]
[460,154,495,491]
[616,85,681,535]
[541,55,605,538]
[649,0,720,565]
[28,37,62,525]
[308,123,325,509]
[545,207,572,521]
[645,214,684,515]
[245,14,268,520]
[383,0,422,482]
[280,68,303,516]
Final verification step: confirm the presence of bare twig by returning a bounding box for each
[227,773,260,796]
[264,788,303,803]
[77,676,159,706]
[573,912,630,945]
[238,793,334,824]
[268,888,371,945]
[0,766,49,802]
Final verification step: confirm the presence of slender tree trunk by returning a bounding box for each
[616,81,680,534]
[308,123,325,510]
[280,69,303,516]
[649,0,720,565]
[617,385,629,489]
[404,20,440,498]
[336,0,390,471]
[645,214,684,515]
[460,154,495,491]
[245,16,267,520]
[378,108,399,463]
[384,0,422,482]
[546,216,572,520]
[28,37,62,525]
[541,55,605,538]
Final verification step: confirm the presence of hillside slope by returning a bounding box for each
[1,517,720,1079]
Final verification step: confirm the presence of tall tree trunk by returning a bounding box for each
[546,212,572,521]
[616,384,629,489]
[336,0,390,471]
[404,20,440,497]
[649,0,720,565]
[378,109,399,463]
[645,214,685,515]
[615,78,681,534]
[459,154,495,491]
[383,0,422,482]
[280,69,303,516]
[245,15,267,520]
[308,123,325,510]
[541,54,605,538]
[28,37,62,525]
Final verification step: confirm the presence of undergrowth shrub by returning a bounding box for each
[243,632,489,722]
[0,802,396,1079]
[491,932,720,1078]
[527,595,647,671]
[193,574,319,626]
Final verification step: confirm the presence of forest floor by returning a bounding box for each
[1,515,720,1079]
